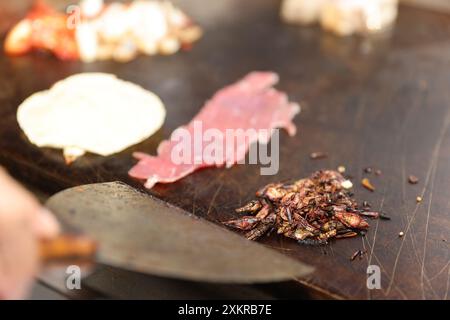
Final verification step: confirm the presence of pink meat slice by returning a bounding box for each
[129,71,300,188]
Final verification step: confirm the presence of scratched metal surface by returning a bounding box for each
[1,0,450,299]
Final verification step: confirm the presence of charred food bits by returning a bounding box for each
[224,170,386,245]
[408,175,419,185]
[361,178,376,192]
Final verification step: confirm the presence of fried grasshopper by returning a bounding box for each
[223,170,384,244]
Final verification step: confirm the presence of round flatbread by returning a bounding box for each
[17,73,166,162]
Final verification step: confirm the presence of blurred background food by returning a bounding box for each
[4,0,203,62]
[281,0,399,36]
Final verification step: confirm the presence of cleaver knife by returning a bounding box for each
[44,181,313,284]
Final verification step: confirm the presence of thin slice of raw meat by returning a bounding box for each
[129,71,300,188]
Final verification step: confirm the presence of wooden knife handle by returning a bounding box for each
[39,235,97,262]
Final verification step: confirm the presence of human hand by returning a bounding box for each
[0,167,60,299]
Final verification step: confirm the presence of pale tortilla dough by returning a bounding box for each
[17,73,166,161]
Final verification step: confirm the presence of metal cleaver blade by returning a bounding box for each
[46,182,313,284]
